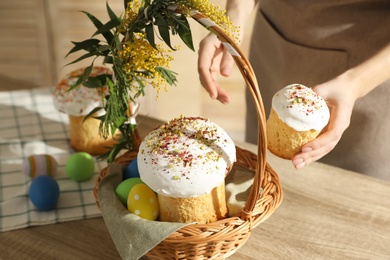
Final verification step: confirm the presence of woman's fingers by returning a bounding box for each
[198,37,220,99]
[220,48,235,77]
[292,102,352,169]
[292,131,341,169]
[198,35,232,104]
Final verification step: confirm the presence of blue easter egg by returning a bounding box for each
[123,158,140,179]
[29,175,60,211]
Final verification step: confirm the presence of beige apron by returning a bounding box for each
[246,0,390,180]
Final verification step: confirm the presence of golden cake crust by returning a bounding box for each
[267,109,319,159]
[157,182,227,224]
[68,115,119,156]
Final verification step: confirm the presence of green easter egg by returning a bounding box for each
[115,177,144,206]
[65,152,95,182]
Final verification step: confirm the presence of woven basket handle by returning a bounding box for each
[179,9,268,218]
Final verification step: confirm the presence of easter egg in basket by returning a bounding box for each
[127,183,159,221]
[115,177,144,206]
[123,158,140,179]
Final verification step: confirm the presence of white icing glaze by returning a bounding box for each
[52,67,111,116]
[137,116,236,198]
[272,84,330,131]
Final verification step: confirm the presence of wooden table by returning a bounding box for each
[1,115,389,260]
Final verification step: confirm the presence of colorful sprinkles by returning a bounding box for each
[285,84,326,116]
[141,116,230,178]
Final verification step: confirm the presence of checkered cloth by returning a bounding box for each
[0,88,107,232]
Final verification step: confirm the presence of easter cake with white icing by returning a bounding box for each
[52,67,117,155]
[137,116,236,223]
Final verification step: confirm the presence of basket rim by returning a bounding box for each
[94,145,282,259]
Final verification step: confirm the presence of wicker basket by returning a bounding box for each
[94,7,283,260]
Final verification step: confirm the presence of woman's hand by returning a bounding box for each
[292,74,358,169]
[197,33,235,104]
[292,43,390,169]
[197,0,258,103]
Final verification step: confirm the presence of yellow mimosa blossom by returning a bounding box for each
[117,33,175,95]
[120,0,144,32]
[178,0,240,42]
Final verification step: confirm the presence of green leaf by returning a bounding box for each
[82,11,114,44]
[176,15,194,51]
[114,34,122,47]
[155,66,178,86]
[106,141,127,163]
[145,23,157,49]
[92,19,121,38]
[113,116,127,131]
[69,63,94,91]
[83,76,103,88]
[135,70,153,77]
[133,75,147,89]
[82,10,104,29]
[65,39,101,57]
[101,74,113,85]
[155,16,175,50]
[65,52,95,66]
[83,106,105,122]
[86,73,113,88]
[134,89,145,99]
[103,56,114,64]
[106,2,117,20]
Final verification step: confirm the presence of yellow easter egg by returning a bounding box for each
[127,183,159,220]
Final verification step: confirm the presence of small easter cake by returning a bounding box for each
[267,84,330,159]
[52,67,117,155]
[137,116,236,224]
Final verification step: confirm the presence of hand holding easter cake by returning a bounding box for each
[267,84,330,159]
